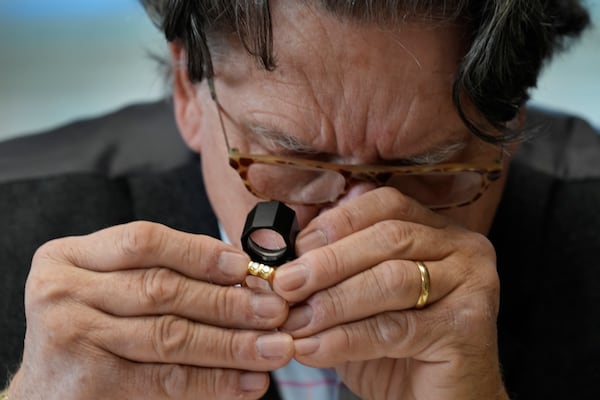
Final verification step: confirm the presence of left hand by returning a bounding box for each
[272,187,508,400]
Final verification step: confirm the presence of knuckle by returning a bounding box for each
[153,363,248,399]
[156,364,189,398]
[212,369,257,399]
[207,369,236,399]
[332,204,360,236]
[375,311,410,346]
[25,265,57,307]
[443,279,499,343]
[119,221,163,260]
[197,325,240,364]
[339,325,354,353]
[27,240,101,350]
[459,232,500,295]
[310,287,346,326]
[372,219,412,251]
[310,245,345,283]
[212,286,244,322]
[210,286,279,328]
[449,301,498,343]
[151,315,191,360]
[43,305,101,351]
[376,260,412,296]
[27,241,75,309]
[179,234,202,271]
[32,236,85,270]
[455,229,496,261]
[382,186,415,215]
[32,238,63,263]
[479,266,500,297]
[140,268,185,309]
[230,331,257,362]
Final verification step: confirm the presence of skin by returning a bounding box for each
[8,1,512,399]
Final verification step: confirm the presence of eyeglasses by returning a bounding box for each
[207,78,503,210]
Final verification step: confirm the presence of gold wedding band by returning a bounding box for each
[247,261,276,283]
[414,261,430,309]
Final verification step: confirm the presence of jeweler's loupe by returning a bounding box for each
[241,201,298,266]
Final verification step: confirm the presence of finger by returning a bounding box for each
[274,220,463,302]
[134,365,271,400]
[292,301,497,368]
[243,274,276,294]
[103,358,272,399]
[69,266,288,329]
[37,221,250,285]
[292,311,437,367]
[280,259,457,337]
[91,312,294,371]
[295,186,449,254]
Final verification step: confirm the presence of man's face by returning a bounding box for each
[174,2,508,247]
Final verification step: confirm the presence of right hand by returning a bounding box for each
[8,221,293,399]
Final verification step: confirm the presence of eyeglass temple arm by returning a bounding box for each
[196,36,229,148]
[207,77,218,101]
[205,73,231,150]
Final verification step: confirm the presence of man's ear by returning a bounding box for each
[507,106,526,131]
[505,106,526,154]
[170,42,204,152]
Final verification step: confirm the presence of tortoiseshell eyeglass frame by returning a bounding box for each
[206,77,504,210]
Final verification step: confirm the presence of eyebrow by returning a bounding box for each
[405,141,467,165]
[248,125,320,154]
[247,124,467,165]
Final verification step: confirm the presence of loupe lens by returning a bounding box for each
[241,201,298,265]
[247,229,287,261]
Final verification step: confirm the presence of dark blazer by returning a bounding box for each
[1,100,599,399]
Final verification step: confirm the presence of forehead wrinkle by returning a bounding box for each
[277,3,338,83]
[295,20,355,157]
[266,72,339,154]
[326,30,451,161]
[220,2,470,164]
[274,3,383,158]
[272,5,440,161]
[377,72,461,157]
[268,4,349,154]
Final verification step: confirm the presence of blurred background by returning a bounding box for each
[1,0,598,142]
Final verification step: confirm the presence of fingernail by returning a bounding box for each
[281,305,312,332]
[218,251,248,278]
[252,294,285,319]
[295,337,320,356]
[275,264,308,292]
[240,372,268,392]
[256,333,292,359]
[296,230,327,254]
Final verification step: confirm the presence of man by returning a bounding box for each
[1,1,597,399]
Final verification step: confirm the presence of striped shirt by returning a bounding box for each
[273,360,342,399]
[219,224,351,399]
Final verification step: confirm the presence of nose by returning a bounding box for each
[334,180,379,205]
[290,204,325,230]
[288,181,379,230]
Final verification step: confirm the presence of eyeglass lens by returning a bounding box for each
[245,162,483,207]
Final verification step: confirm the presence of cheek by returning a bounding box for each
[437,207,487,232]
[438,177,505,234]
[199,142,263,248]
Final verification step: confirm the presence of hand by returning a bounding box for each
[9,221,293,400]
[272,187,508,400]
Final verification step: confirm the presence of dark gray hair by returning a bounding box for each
[140,0,590,143]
